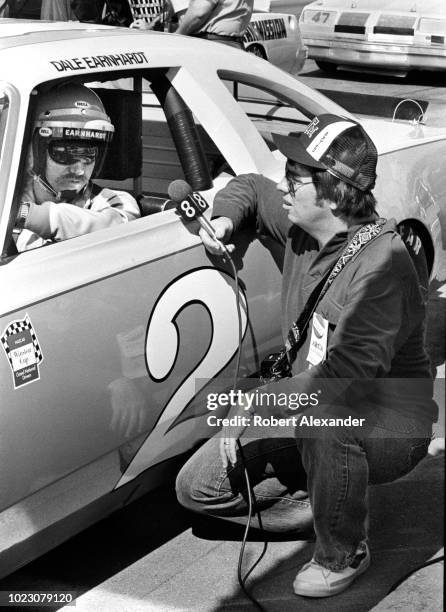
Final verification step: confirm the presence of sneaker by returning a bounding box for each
[293,542,370,597]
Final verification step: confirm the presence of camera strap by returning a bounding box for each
[284,218,387,365]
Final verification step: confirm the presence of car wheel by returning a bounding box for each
[397,223,429,298]
[247,45,266,60]
[315,60,338,74]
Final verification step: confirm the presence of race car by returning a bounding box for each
[243,2,307,74]
[0,19,445,578]
[299,0,446,76]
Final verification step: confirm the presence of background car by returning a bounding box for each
[0,20,445,578]
[244,10,307,74]
[243,1,307,73]
[299,0,446,76]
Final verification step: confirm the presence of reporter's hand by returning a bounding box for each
[199,216,234,256]
[219,435,237,468]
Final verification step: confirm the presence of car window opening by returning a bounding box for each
[7,69,237,256]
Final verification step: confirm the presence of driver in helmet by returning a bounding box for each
[15,82,140,252]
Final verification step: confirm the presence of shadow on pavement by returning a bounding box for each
[0,483,192,605]
[304,66,445,88]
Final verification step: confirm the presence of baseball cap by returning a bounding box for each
[272,114,378,192]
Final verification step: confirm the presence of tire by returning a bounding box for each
[315,60,338,74]
[397,223,429,298]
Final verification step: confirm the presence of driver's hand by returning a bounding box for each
[199,216,234,256]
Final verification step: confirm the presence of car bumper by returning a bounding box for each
[304,37,446,71]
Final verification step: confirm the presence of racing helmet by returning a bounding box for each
[31,83,114,186]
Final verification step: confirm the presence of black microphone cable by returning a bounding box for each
[169,179,270,609]
[225,251,269,612]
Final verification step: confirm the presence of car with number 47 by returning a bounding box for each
[299,0,446,76]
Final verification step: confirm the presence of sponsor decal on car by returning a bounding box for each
[1,314,44,389]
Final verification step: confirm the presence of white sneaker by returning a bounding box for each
[293,542,370,597]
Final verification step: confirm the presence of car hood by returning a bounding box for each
[360,117,446,154]
[305,0,446,14]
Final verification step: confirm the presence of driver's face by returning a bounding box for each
[45,151,95,194]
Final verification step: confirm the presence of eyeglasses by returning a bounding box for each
[285,170,313,198]
[48,142,97,166]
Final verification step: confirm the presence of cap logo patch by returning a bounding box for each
[39,127,52,137]
[304,117,320,138]
[306,120,356,161]
[74,100,90,109]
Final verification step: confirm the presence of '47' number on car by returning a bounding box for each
[311,11,331,24]
[116,268,248,488]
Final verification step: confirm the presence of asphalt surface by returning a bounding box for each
[298,60,446,106]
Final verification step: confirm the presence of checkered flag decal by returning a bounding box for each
[1,314,43,366]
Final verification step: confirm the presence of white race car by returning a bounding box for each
[244,4,307,74]
[0,20,445,577]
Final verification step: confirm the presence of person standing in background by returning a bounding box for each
[175,0,253,48]
[0,0,9,18]
[41,0,77,20]
[1,0,31,17]
[131,0,253,49]
[70,1,133,26]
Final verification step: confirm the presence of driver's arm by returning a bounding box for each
[16,188,140,251]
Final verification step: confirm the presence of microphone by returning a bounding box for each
[168,179,230,257]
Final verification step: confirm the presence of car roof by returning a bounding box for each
[305,0,446,14]
[0,19,344,115]
[0,18,357,151]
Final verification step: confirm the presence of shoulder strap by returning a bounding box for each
[284,218,386,363]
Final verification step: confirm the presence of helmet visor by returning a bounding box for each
[48,141,98,166]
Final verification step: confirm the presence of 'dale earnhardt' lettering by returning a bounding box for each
[50,58,85,71]
[50,52,148,72]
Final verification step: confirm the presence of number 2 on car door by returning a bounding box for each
[116,268,248,487]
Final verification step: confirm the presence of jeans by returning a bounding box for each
[176,405,432,570]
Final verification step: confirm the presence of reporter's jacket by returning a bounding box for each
[213,173,437,424]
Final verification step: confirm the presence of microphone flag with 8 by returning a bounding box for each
[168,179,230,256]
